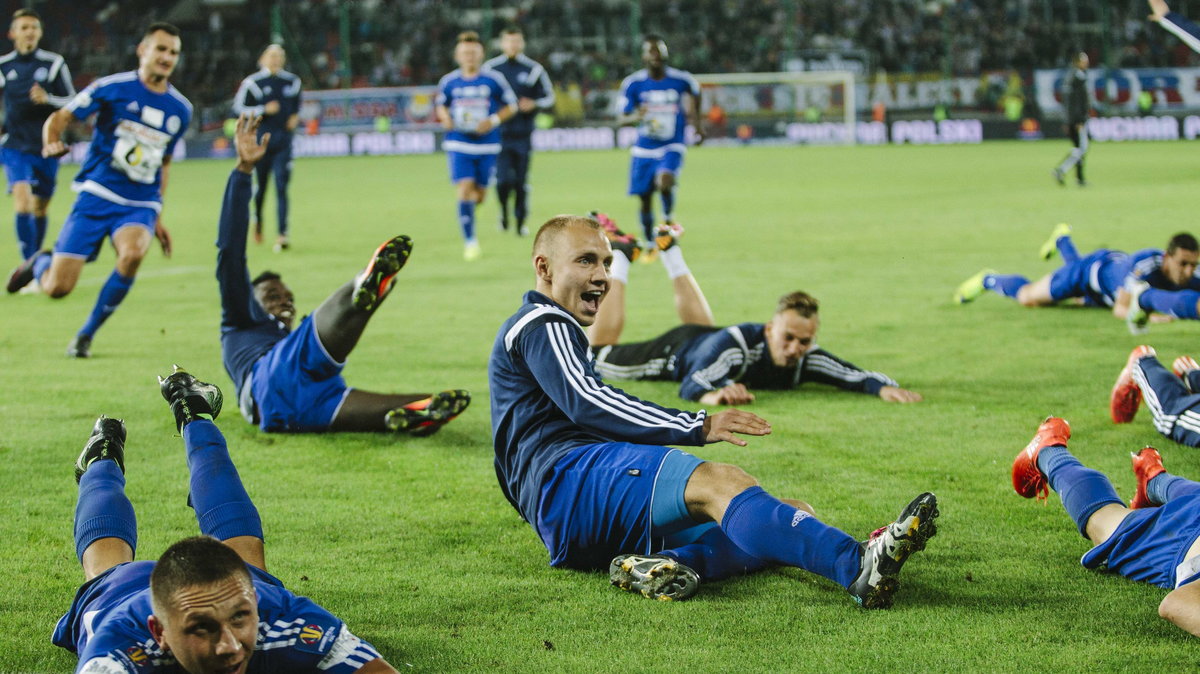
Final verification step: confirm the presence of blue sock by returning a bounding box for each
[32,250,51,280]
[719,486,862,587]
[660,190,674,223]
[983,274,1029,299]
[1148,472,1200,505]
[659,525,771,581]
[639,208,654,241]
[1138,288,1200,320]
[74,460,137,562]
[1057,236,1079,264]
[185,419,263,541]
[1036,446,1123,538]
[79,271,134,338]
[457,200,475,243]
[34,215,47,250]
[14,212,36,260]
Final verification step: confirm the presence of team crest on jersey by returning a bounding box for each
[126,101,139,113]
[124,647,148,665]
[300,623,324,645]
[5,70,15,81]
[167,115,181,134]
[34,67,47,81]
[263,85,272,95]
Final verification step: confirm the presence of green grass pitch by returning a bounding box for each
[4,139,1200,670]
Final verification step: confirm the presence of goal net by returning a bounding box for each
[693,71,857,146]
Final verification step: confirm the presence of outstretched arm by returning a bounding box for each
[1150,0,1200,53]
[800,347,919,401]
[217,114,271,329]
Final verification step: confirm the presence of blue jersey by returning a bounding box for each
[216,170,289,398]
[1127,247,1200,293]
[0,48,74,154]
[436,68,516,155]
[618,67,700,153]
[233,67,301,149]
[482,54,554,144]
[55,561,382,673]
[489,291,707,525]
[66,71,192,211]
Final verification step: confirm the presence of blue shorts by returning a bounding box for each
[52,561,287,655]
[628,150,683,196]
[448,151,497,186]
[55,192,157,262]
[535,442,707,570]
[1049,249,1117,305]
[2,147,58,198]
[250,315,350,433]
[1081,493,1200,589]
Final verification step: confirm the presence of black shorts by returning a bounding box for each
[593,324,720,381]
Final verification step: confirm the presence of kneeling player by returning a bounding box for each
[588,213,921,405]
[55,367,398,672]
[219,115,469,433]
[1012,417,1200,636]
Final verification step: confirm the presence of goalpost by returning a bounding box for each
[693,71,858,145]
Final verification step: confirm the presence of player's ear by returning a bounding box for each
[533,254,551,281]
[147,614,167,649]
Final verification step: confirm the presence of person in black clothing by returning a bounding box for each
[1052,52,1091,187]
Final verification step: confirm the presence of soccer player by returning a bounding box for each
[232,43,301,252]
[436,30,516,261]
[1011,417,1200,636]
[954,225,1200,326]
[1111,345,1200,450]
[1051,51,1091,187]
[217,114,469,434]
[484,26,554,237]
[0,8,75,271]
[489,214,939,607]
[617,35,702,259]
[1148,0,1200,53]
[55,367,399,671]
[5,22,191,359]
[588,213,921,405]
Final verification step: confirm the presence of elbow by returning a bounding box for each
[1159,592,1200,636]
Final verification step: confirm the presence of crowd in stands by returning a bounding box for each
[7,0,1200,129]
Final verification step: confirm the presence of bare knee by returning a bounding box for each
[658,174,675,191]
[685,461,760,522]
[45,282,72,298]
[115,251,145,277]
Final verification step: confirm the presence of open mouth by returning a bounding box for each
[580,290,603,314]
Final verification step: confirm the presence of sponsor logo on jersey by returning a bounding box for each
[125,647,148,665]
[300,623,324,645]
[140,105,164,128]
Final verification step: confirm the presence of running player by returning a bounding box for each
[488,214,939,607]
[589,213,921,405]
[232,43,301,251]
[436,30,516,260]
[5,22,191,359]
[1011,417,1200,636]
[0,8,75,269]
[617,35,702,259]
[55,367,399,672]
[217,114,469,434]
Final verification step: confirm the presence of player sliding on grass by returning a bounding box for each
[955,225,1200,332]
[588,213,921,405]
[218,114,469,433]
[489,214,938,607]
[1012,417,1200,636]
[55,367,398,672]
[1111,345,1200,450]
